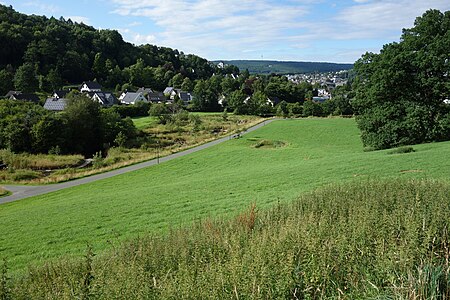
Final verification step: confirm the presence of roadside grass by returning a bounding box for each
[0,186,7,197]
[0,114,262,184]
[4,179,450,298]
[1,118,450,274]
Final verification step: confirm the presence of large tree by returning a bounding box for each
[353,9,450,149]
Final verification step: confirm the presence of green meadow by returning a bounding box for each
[1,118,450,274]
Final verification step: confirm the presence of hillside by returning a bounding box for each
[4,178,449,298]
[1,118,450,275]
[0,5,230,94]
[215,60,353,74]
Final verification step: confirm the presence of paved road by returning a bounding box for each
[0,119,276,205]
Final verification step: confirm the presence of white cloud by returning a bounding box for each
[66,16,90,24]
[132,33,157,44]
[109,0,450,61]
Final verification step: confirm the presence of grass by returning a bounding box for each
[3,179,449,298]
[0,114,262,184]
[0,186,7,197]
[1,118,450,275]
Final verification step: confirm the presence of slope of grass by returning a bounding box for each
[4,179,450,299]
[1,118,450,274]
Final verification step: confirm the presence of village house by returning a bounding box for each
[5,91,40,103]
[87,91,118,107]
[43,97,68,112]
[80,81,102,93]
[120,92,148,105]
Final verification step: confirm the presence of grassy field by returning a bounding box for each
[1,118,450,274]
[6,179,449,298]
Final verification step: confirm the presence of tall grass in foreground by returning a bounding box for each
[4,179,450,299]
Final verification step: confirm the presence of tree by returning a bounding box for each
[0,69,14,95]
[227,90,247,115]
[62,94,103,156]
[170,73,184,88]
[353,9,450,149]
[149,103,172,124]
[13,63,38,92]
[181,77,194,92]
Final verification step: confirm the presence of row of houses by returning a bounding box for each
[3,81,194,112]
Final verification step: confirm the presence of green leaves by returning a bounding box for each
[353,9,450,150]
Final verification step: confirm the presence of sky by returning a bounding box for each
[1,0,449,63]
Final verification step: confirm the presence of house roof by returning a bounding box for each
[88,91,117,106]
[136,87,154,94]
[81,81,102,90]
[178,92,192,102]
[4,91,21,98]
[44,98,68,111]
[11,93,40,102]
[121,92,146,104]
[147,92,166,102]
[53,90,68,98]
[163,87,175,94]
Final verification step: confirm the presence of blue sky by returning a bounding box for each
[2,0,449,63]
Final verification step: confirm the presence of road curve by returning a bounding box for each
[0,119,277,205]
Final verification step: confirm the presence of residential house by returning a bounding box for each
[80,81,102,93]
[147,92,166,103]
[178,91,192,105]
[87,91,117,107]
[266,96,280,107]
[163,87,192,105]
[136,87,154,94]
[4,91,21,98]
[120,92,148,105]
[52,90,69,99]
[9,92,40,103]
[43,98,68,112]
[163,87,175,95]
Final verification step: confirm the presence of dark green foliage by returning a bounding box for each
[0,5,229,92]
[303,100,324,117]
[5,179,450,298]
[353,9,450,149]
[0,97,139,156]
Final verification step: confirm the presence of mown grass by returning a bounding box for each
[1,118,450,275]
[3,179,449,299]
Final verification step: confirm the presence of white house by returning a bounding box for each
[88,91,117,107]
[120,92,148,105]
[80,81,102,93]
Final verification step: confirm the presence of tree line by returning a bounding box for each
[0,4,238,95]
[0,94,138,156]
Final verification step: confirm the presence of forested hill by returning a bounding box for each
[0,5,238,95]
[215,60,353,74]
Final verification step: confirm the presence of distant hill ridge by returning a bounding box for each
[215,60,353,74]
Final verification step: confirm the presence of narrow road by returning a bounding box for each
[0,119,276,205]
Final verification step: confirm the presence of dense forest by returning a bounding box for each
[0,4,238,95]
